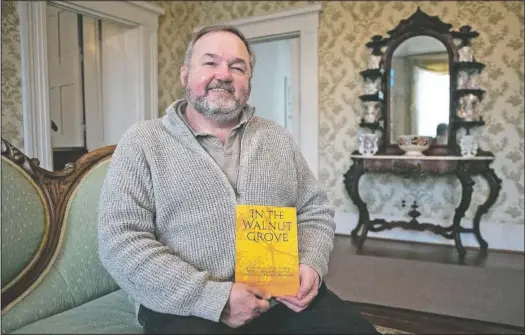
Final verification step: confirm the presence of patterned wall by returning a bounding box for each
[2,1,523,226]
[1,0,23,149]
[156,1,201,114]
[159,1,523,225]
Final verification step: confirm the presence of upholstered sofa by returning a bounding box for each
[1,139,406,334]
[1,139,142,334]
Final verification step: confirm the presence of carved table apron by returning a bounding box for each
[344,155,502,258]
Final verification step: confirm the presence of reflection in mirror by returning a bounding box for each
[389,36,449,145]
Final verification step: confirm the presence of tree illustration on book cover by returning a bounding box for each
[235,205,300,297]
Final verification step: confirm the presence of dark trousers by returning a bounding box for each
[138,283,380,334]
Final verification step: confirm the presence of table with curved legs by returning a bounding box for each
[343,154,502,259]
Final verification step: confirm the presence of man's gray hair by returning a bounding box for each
[184,25,256,73]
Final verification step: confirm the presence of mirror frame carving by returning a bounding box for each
[358,7,487,157]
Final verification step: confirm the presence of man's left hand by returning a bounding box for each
[276,264,319,312]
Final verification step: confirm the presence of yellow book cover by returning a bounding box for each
[235,205,299,297]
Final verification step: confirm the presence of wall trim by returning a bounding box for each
[195,5,322,178]
[129,1,166,16]
[17,1,163,170]
[18,2,53,169]
[334,211,525,252]
[194,4,323,31]
[49,1,164,28]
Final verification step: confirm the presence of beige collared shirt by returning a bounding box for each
[176,101,250,192]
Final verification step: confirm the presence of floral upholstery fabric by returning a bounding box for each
[10,289,142,334]
[2,268,77,333]
[1,159,119,333]
[1,158,46,286]
[53,159,119,305]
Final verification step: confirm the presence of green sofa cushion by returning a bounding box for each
[1,158,119,333]
[1,268,76,333]
[1,158,48,286]
[54,158,118,304]
[10,289,143,334]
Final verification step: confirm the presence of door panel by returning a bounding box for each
[100,21,141,146]
[82,17,103,151]
[47,6,84,148]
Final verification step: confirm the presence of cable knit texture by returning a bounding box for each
[97,100,336,323]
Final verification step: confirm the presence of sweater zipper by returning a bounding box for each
[170,103,248,203]
[234,115,253,202]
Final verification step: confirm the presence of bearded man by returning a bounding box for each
[98,24,379,335]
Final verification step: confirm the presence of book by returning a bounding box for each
[234,204,300,297]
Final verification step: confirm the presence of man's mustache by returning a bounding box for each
[206,81,234,94]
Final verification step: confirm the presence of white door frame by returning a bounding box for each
[17,1,164,170]
[195,4,321,178]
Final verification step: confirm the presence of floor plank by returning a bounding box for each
[350,301,525,334]
[343,235,524,270]
[325,235,525,327]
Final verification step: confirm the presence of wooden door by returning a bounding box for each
[46,5,85,148]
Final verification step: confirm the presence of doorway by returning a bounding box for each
[248,36,300,143]
[18,1,162,171]
[46,4,86,169]
[198,4,321,176]
[46,3,143,170]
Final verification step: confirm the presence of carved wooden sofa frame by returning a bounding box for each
[0,139,146,334]
[1,139,115,310]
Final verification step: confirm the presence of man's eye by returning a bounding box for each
[232,67,245,73]
[204,62,216,66]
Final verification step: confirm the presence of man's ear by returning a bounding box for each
[180,65,188,87]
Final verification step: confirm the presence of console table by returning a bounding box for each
[343,154,502,258]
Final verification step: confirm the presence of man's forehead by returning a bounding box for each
[192,31,250,61]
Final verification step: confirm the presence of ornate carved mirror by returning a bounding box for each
[389,36,449,146]
[357,7,486,157]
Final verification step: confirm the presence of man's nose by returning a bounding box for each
[214,63,233,81]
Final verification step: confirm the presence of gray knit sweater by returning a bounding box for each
[97,101,336,323]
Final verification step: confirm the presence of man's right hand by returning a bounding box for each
[220,283,271,328]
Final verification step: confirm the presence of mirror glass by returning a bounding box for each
[389,36,450,145]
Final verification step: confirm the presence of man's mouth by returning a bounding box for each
[208,88,232,93]
[207,82,234,95]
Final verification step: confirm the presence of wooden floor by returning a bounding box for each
[351,301,524,334]
[325,235,525,333]
[347,235,524,270]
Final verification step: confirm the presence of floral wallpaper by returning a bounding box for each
[2,1,523,227]
[158,1,523,225]
[156,1,202,114]
[1,0,23,149]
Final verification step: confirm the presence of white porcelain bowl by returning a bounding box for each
[398,135,433,156]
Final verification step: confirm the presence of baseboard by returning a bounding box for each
[334,211,525,252]
[350,235,525,255]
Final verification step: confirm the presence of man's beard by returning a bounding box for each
[184,76,250,123]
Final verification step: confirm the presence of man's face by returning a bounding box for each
[181,31,252,122]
